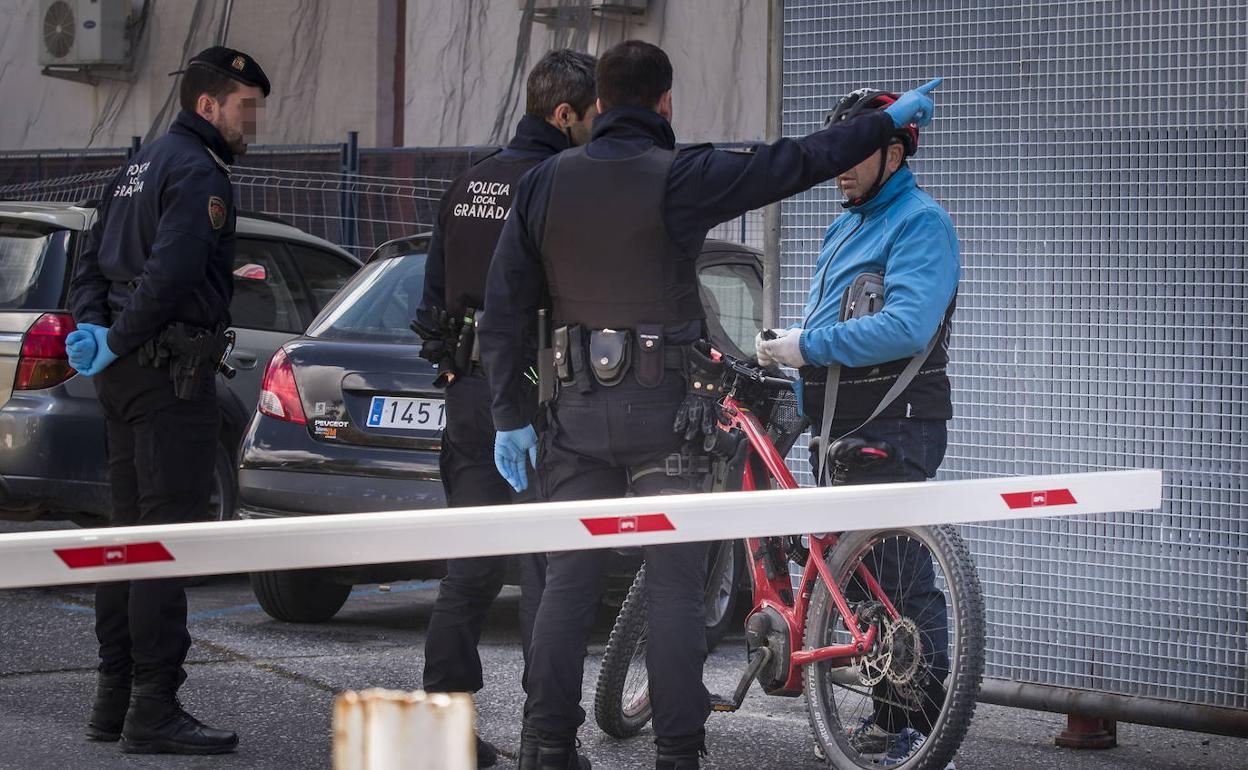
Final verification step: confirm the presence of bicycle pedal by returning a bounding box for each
[709,694,739,713]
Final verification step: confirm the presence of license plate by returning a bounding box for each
[365,396,446,431]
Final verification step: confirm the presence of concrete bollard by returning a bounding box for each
[333,688,475,770]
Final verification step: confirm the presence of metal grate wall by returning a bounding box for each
[780,0,1248,710]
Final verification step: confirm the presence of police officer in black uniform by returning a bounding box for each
[413,49,597,769]
[480,41,942,770]
[65,46,270,756]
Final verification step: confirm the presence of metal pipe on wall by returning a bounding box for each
[978,679,1248,739]
[217,0,235,45]
[761,0,784,329]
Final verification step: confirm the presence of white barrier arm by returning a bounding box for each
[0,469,1162,589]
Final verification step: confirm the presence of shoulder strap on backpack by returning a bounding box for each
[815,329,940,486]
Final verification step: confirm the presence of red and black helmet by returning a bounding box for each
[825,88,920,156]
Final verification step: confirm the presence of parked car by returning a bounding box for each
[238,236,765,628]
[0,201,362,525]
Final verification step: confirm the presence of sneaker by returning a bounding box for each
[881,728,955,769]
[847,718,895,755]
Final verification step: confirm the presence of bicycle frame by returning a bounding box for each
[719,393,897,696]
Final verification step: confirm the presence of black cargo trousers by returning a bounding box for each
[93,351,219,692]
[524,373,712,744]
[422,372,547,695]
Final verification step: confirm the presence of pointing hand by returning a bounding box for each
[884,77,943,129]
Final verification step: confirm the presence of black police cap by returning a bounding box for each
[172,46,271,97]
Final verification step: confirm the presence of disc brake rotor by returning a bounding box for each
[884,617,923,687]
[855,614,924,691]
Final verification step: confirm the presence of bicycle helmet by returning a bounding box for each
[824,88,920,208]
[825,87,919,156]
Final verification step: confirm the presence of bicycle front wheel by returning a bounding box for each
[804,525,984,770]
[594,567,653,738]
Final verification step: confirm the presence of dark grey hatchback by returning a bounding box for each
[239,237,766,624]
[238,235,442,522]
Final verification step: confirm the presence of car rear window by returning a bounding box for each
[306,252,427,343]
[0,221,70,310]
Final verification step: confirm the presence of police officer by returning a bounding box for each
[413,49,597,769]
[479,40,942,770]
[65,46,270,756]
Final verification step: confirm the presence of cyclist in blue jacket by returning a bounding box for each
[757,86,960,768]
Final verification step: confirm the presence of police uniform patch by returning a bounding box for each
[208,196,227,230]
[231,55,246,71]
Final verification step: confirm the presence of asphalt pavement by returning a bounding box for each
[0,519,1243,770]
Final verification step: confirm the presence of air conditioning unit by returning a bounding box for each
[523,0,648,17]
[38,0,130,68]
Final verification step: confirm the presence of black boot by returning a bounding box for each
[518,730,591,770]
[519,724,538,768]
[86,672,131,741]
[655,731,706,770]
[475,732,499,768]
[119,684,238,755]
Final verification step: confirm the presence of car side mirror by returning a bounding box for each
[233,263,267,281]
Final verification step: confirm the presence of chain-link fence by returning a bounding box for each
[0,144,764,262]
[0,144,493,261]
[779,0,1247,721]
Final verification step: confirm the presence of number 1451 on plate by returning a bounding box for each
[366,396,446,431]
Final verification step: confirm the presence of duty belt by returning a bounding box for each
[552,324,688,392]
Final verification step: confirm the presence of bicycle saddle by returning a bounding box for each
[808,436,894,468]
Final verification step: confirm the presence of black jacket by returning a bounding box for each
[418,115,571,318]
[69,110,236,357]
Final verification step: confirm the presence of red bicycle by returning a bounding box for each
[594,352,984,769]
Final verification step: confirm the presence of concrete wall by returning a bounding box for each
[0,0,766,151]
[0,0,390,150]
[403,0,767,146]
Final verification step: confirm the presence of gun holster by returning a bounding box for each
[139,323,227,401]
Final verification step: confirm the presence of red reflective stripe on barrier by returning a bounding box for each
[54,542,174,569]
[581,514,675,536]
[1001,489,1077,510]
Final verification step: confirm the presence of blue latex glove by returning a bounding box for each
[65,323,102,373]
[494,424,538,493]
[77,325,119,377]
[884,77,943,129]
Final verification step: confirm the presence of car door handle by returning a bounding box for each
[231,351,259,369]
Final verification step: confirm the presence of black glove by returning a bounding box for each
[410,307,453,342]
[418,337,448,365]
[673,394,718,442]
[411,309,460,384]
[672,340,724,441]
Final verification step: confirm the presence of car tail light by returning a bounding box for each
[15,313,76,391]
[258,346,307,424]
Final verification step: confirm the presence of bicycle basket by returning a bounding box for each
[758,388,809,457]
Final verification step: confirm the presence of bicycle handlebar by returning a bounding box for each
[717,350,794,393]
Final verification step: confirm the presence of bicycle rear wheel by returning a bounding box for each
[804,525,983,770]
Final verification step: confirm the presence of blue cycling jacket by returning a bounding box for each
[797,165,960,369]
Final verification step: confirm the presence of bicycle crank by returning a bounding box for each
[709,647,773,713]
